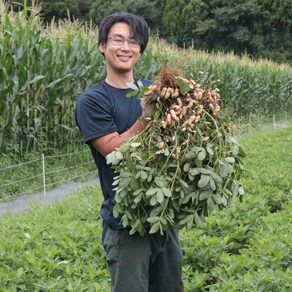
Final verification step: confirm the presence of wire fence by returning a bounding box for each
[0,113,291,202]
[0,149,97,201]
[236,112,292,136]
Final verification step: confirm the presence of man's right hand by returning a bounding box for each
[141,96,154,120]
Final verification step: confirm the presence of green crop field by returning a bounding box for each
[0,126,291,290]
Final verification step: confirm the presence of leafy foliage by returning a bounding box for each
[89,0,161,29]
[6,0,291,63]
[0,186,110,290]
[161,0,292,63]
[107,70,245,235]
[181,125,292,290]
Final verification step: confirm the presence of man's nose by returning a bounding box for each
[120,40,131,49]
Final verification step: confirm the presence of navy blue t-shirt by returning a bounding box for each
[75,79,152,229]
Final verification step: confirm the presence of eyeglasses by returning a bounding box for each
[107,35,141,48]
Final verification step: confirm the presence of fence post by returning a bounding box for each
[42,153,46,197]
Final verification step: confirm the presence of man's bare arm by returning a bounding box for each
[90,116,149,157]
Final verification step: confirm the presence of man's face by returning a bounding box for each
[99,22,141,74]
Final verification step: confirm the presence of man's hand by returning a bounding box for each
[141,96,154,120]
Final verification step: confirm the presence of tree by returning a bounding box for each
[77,0,93,21]
[181,0,211,49]
[160,0,187,40]
[40,0,80,22]
[89,0,162,33]
[8,0,80,23]
[252,0,292,62]
[169,0,291,63]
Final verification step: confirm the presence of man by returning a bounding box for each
[75,12,184,291]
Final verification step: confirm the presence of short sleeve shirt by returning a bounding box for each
[75,79,152,229]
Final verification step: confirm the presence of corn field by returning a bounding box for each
[0,1,291,158]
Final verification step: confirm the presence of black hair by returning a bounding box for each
[98,12,149,54]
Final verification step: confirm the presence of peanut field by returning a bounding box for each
[0,126,291,290]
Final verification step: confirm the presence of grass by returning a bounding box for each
[0,125,291,290]
[0,147,96,202]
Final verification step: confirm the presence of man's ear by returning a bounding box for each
[99,43,105,54]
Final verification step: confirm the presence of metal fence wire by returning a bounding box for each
[0,150,97,200]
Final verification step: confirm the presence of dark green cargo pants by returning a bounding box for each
[102,222,184,292]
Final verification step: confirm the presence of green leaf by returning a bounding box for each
[147,216,160,224]
[156,189,164,203]
[126,82,139,90]
[120,171,132,178]
[238,186,244,195]
[164,148,170,156]
[29,75,46,85]
[150,196,157,206]
[221,195,227,206]
[140,170,148,180]
[183,163,190,172]
[198,149,207,161]
[199,190,212,201]
[113,205,121,218]
[219,162,232,177]
[232,144,239,156]
[176,77,191,93]
[210,176,216,191]
[179,214,193,225]
[137,91,144,99]
[133,189,142,196]
[106,151,123,165]
[152,92,158,101]
[149,222,160,234]
[207,197,215,212]
[198,174,210,188]
[210,171,223,183]
[137,80,144,88]
[179,179,189,189]
[189,168,200,176]
[207,145,214,156]
[225,157,235,163]
[122,215,128,227]
[212,193,223,204]
[119,178,131,189]
[139,85,149,92]
[146,188,159,196]
[155,176,166,188]
[185,151,196,159]
[199,167,211,174]
[125,210,133,220]
[119,142,130,152]
[194,212,204,226]
[162,187,172,198]
[134,193,142,204]
[226,135,237,144]
[130,179,139,190]
[126,90,138,98]
[130,142,141,148]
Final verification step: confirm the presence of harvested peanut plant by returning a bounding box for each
[107,67,245,235]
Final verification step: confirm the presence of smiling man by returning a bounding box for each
[75,12,184,292]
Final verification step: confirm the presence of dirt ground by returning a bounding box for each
[0,177,99,215]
